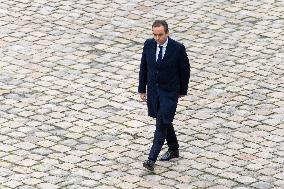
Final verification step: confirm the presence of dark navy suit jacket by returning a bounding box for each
[138,37,190,124]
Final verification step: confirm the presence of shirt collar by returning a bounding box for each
[157,37,168,48]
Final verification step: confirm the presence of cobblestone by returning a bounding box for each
[0,0,283,188]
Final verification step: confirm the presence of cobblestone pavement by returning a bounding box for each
[0,0,283,188]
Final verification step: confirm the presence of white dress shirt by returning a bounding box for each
[156,37,168,62]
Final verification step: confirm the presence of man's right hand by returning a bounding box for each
[139,93,147,101]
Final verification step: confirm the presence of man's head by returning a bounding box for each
[152,20,169,45]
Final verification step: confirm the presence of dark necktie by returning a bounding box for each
[157,45,163,63]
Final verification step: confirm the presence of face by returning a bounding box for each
[152,26,169,45]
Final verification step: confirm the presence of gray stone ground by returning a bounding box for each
[0,0,283,188]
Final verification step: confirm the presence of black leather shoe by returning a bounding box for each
[143,160,155,171]
[160,150,179,161]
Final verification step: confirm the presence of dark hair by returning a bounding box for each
[152,20,169,33]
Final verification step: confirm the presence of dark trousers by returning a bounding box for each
[148,103,179,162]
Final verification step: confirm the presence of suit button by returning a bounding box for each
[156,83,159,86]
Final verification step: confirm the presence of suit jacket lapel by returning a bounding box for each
[162,37,174,63]
[151,40,157,64]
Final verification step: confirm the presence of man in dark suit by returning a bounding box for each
[138,20,190,171]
